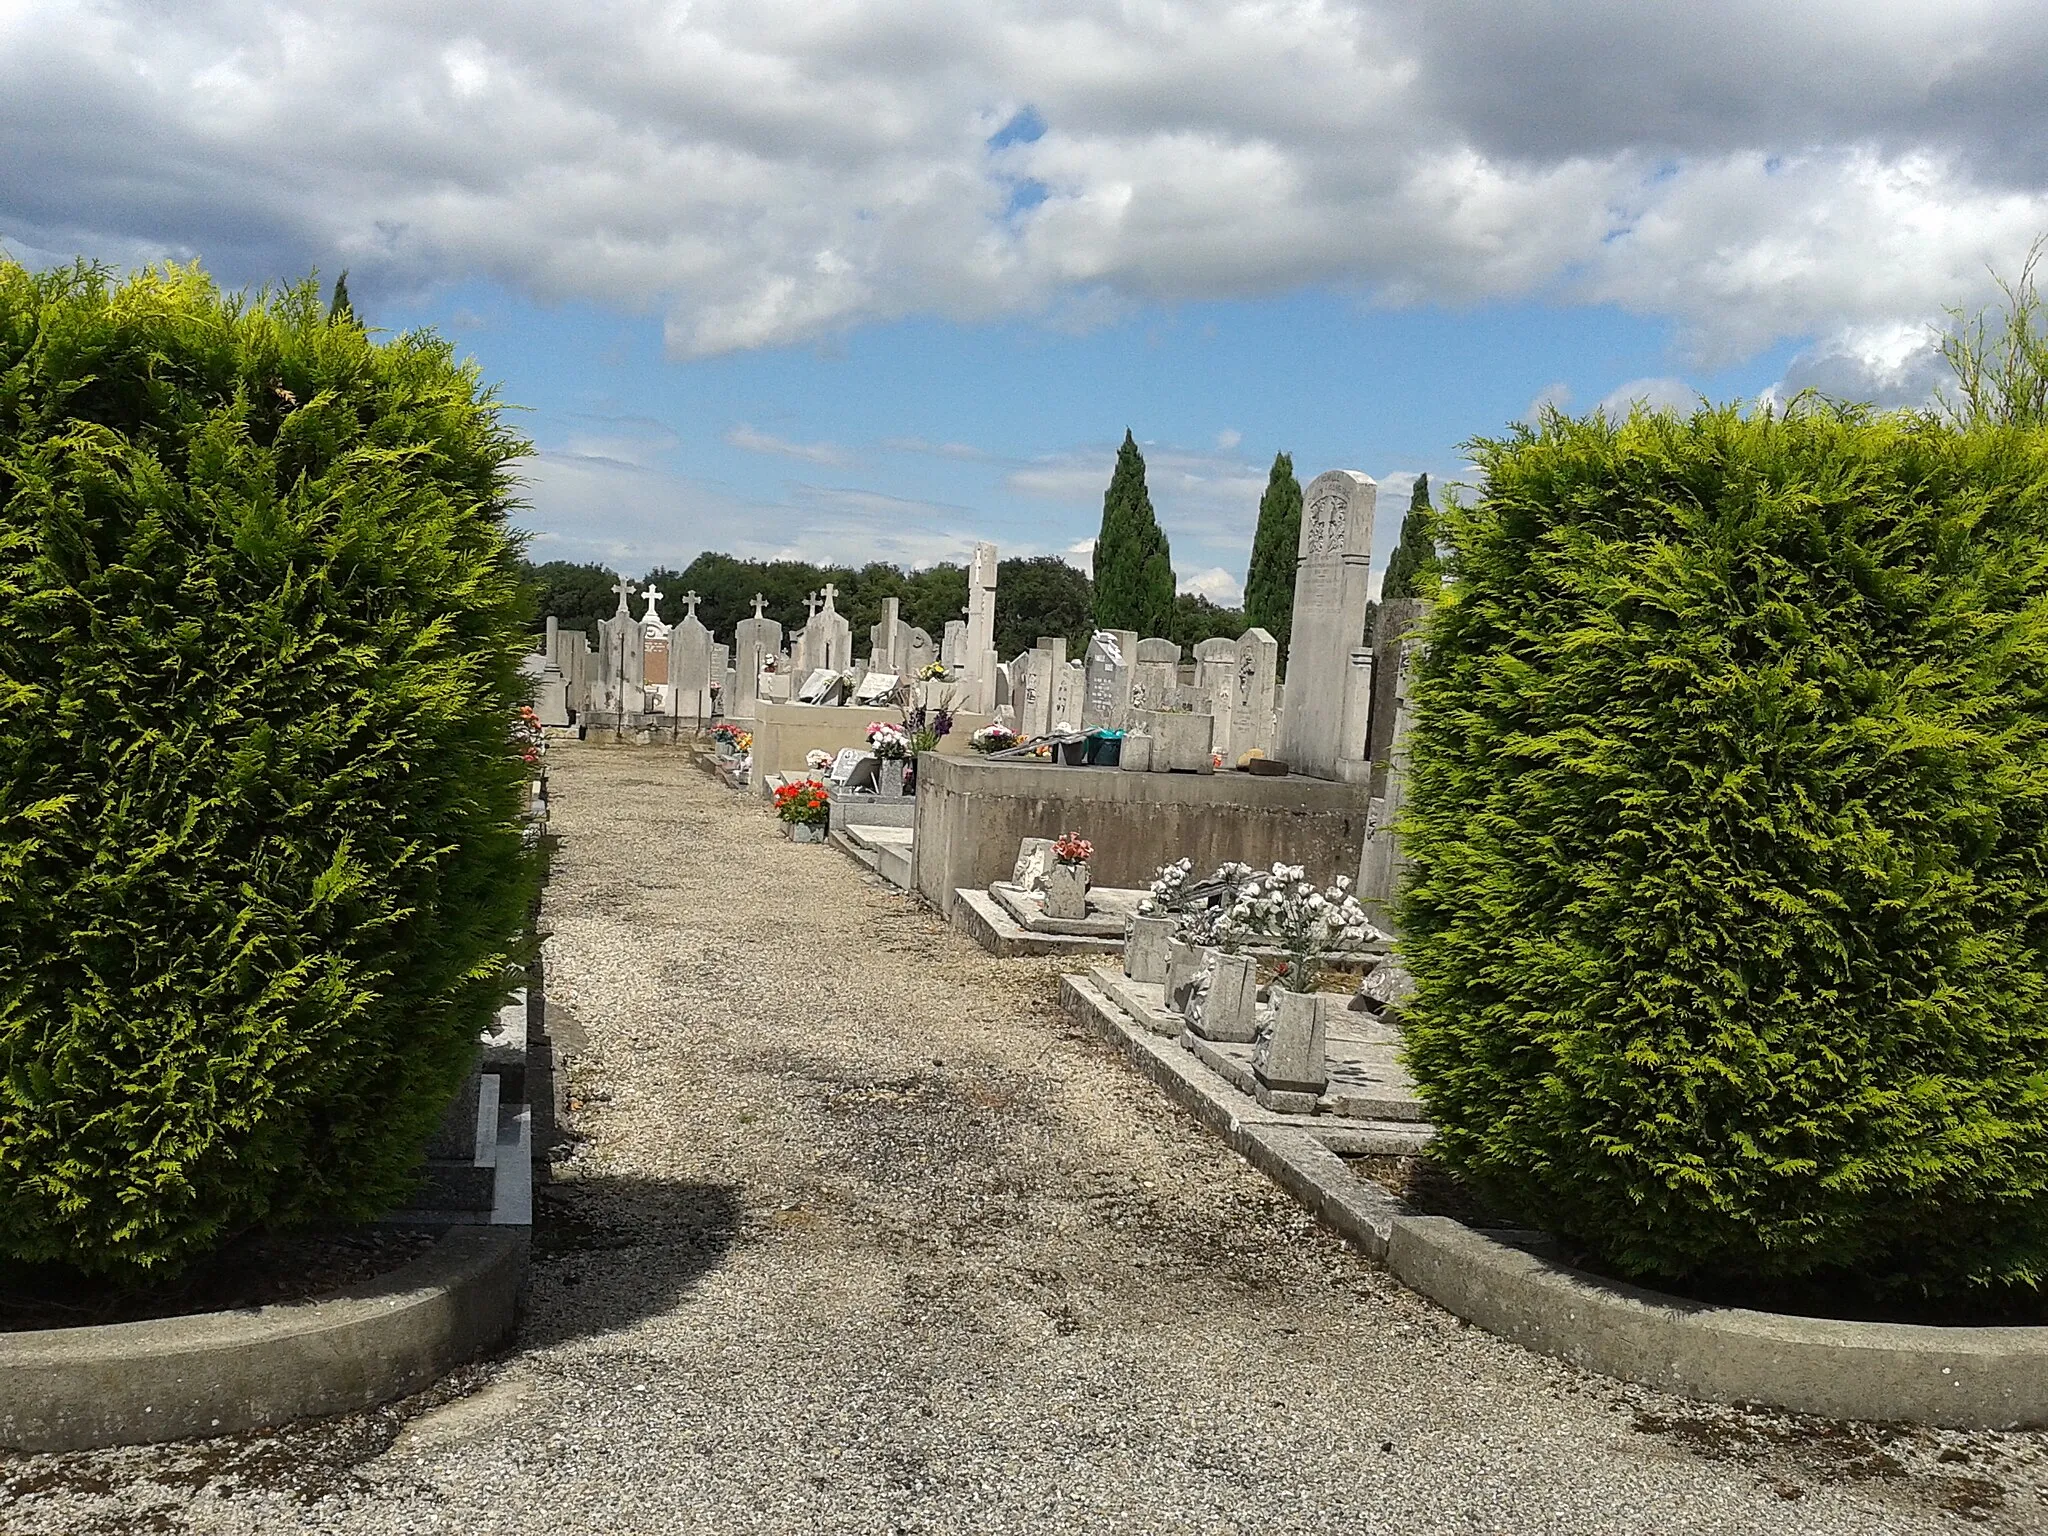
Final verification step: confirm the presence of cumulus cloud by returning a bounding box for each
[1179,566,1244,606]
[1595,377,1701,417]
[4,0,2044,363]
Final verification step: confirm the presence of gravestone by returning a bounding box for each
[1123,915,1173,985]
[1234,628,1280,759]
[852,671,899,706]
[1132,638,1181,714]
[1051,659,1085,730]
[532,618,570,726]
[1277,470,1376,779]
[902,626,936,678]
[828,747,865,785]
[1081,630,1137,730]
[1036,636,1067,670]
[1193,952,1259,1044]
[1368,598,1427,793]
[1357,638,1417,933]
[669,591,714,722]
[640,584,671,689]
[1254,991,1329,1112]
[870,597,902,674]
[595,574,645,716]
[962,541,1000,713]
[797,668,844,705]
[1012,837,1055,891]
[1192,637,1237,760]
[803,585,853,676]
[1019,647,1055,738]
[731,594,784,720]
[941,619,967,671]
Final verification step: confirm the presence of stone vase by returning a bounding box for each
[1191,951,1259,1043]
[1254,987,1329,1112]
[1124,915,1175,984]
[877,758,907,798]
[1120,733,1154,772]
[1045,861,1090,919]
[1165,938,1218,1017]
[784,820,828,844]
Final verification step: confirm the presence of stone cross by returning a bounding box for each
[611,574,636,614]
[641,583,665,619]
[751,593,768,619]
[819,583,839,609]
[682,590,702,620]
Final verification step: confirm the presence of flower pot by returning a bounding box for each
[1189,952,1259,1043]
[1124,914,1175,984]
[877,758,907,798]
[1058,738,1089,766]
[1165,938,1217,1016]
[1119,733,1153,772]
[1045,861,1090,919]
[1255,988,1329,1101]
[784,821,828,843]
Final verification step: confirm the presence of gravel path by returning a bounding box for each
[9,739,2048,1534]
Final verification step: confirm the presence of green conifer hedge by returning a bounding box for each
[0,261,536,1276]
[1401,402,2048,1297]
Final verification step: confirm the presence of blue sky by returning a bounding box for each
[5,1,2042,602]
[378,282,1802,600]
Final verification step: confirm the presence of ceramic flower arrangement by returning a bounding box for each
[773,778,831,826]
[1052,831,1094,866]
[970,723,1018,754]
[866,722,913,760]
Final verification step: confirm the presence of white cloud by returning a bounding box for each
[723,424,854,466]
[1179,566,1243,606]
[6,2,2045,362]
[1595,377,1700,417]
[1525,381,1573,423]
[1215,427,1241,450]
[1064,537,1095,577]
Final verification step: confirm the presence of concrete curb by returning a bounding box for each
[1060,970,2048,1430]
[0,1225,529,1453]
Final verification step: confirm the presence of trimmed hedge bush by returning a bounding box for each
[0,261,536,1276]
[1401,402,2048,1297]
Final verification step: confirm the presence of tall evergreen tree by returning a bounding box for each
[1381,473,1440,600]
[328,270,355,326]
[1243,450,1301,653]
[1091,430,1175,634]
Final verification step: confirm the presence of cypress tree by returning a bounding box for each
[1092,429,1175,634]
[1381,473,1439,600]
[1243,450,1301,653]
[328,270,355,325]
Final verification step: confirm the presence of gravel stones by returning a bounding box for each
[7,739,2048,1533]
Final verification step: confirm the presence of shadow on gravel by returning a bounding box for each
[522,1174,744,1346]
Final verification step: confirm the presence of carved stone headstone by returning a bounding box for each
[870,596,902,674]
[902,626,936,677]
[595,574,644,716]
[1019,647,1055,738]
[1368,598,1427,792]
[962,541,1000,713]
[1277,471,1376,779]
[852,671,899,706]
[1357,637,1418,933]
[1051,659,1085,730]
[669,591,714,722]
[1081,630,1137,730]
[1132,638,1181,714]
[941,619,967,670]
[1192,637,1237,760]
[803,584,853,676]
[1234,628,1280,760]
[1012,837,1055,892]
[731,594,783,720]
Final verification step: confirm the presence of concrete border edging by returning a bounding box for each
[0,1225,528,1453]
[1384,1217,2048,1430]
[1059,968,2048,1430]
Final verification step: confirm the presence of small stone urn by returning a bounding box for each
[877,757,907,798]
[1124,915,1175,984]
[1045,860,1090,919]
[1254,988,1329,1113]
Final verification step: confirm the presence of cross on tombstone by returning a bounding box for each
[641,583,664,623]
[751,593,768,618]
[612,574,637,612]
[806,590,818,615]
[682,590,702,620]
[819,583,839,608]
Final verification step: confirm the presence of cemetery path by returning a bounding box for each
[10,739,2048,1535]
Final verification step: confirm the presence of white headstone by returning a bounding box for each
[1081,630,1136,730]
[852,671,899,706]
[1132,637,1181,715]
[670,590,714,721]
[731,594,783,720]
[1277,471,1376,779]
[803,584,854,675]
[797,668,841,705]
[1234,628,1280,761]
